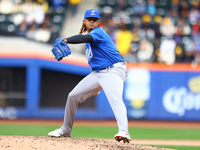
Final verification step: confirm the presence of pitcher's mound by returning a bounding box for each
[0,136,173,150]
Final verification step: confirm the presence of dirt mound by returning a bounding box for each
[0,136,173,150]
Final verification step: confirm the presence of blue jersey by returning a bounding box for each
[85,27,124,72]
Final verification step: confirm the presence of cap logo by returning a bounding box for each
[91,10,95,15]
[84,9,99,19]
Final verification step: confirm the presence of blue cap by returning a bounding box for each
[84,9,100,19]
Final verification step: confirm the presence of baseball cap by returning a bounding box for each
[84,9,100,19]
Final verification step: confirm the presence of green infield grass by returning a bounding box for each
[0,125,200,150]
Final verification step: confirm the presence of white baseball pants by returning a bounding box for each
[61,63,129,136]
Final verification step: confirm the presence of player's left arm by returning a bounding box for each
[51,34,93,61]
[64,34,93,44]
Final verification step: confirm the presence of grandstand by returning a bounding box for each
[0,0,200,64]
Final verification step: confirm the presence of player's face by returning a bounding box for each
[84,17,99,32]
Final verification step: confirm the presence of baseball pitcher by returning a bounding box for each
[49,9,131,143]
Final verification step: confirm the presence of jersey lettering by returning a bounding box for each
[85,45,93,62]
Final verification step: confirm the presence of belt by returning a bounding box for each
[93,62,125,72]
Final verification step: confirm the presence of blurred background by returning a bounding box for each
[0,0,200,121]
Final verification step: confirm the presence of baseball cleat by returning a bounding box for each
[114,131,131,143]
[48,128,68,137]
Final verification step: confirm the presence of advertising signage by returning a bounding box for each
[125,68,200,121]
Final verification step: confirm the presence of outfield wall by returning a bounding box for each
[0,57,200,121]
[125,63,200,121]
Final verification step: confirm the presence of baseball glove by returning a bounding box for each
[51,38,71,61]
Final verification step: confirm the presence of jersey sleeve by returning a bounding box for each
[66,34,93,44]
[88,28,105,44]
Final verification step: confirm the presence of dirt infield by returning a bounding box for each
[1,119,200,150]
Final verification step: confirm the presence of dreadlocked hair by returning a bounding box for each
[79,23,86,34]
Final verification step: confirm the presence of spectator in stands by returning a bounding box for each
[178,0,190,19]
[33,3,45,24]
[175,17,191,36]
[160,17,176,37]
[171,0,179,12]
[17,19,28,36]
[101,6,113,22]
[191,20,200,37]
[147,0,156,16]
[152,15,162,38]
[115,20,133,56]
[25,2,45,25]
[132,0,146,16]
[184,48,195,63]
[159,36,176,65]
[123,44,139,63]
[132,17,142,28]
[183,39,196,63]
[170,0,179,23]
[174,17,191,45]
[35,22,51,42]
[188,7,200,25]
[169,7,179,22]
[131,27,141,46]
[13,13,25,27]
[25,24,37,40]
[103,18,117,44]
[114,0,128,13]
[137,38,154,62]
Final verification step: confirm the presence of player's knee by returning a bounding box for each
[68,92,75,100]
[68,91,80,103]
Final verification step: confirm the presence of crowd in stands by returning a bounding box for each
[0,0,68,43]
[1,0,200,65]
[97,0,200,65]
